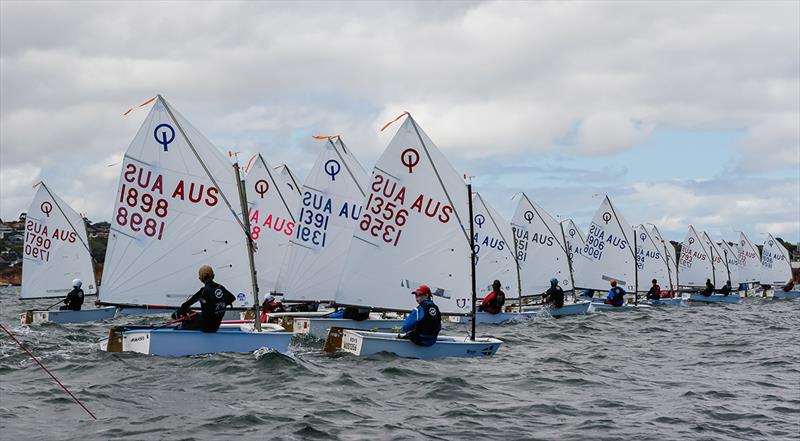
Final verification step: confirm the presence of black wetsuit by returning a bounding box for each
[701,282,714,297]
[60,288,84,311]
[544,285,565,309]
[719,284,731,296]
[176,281,235,333]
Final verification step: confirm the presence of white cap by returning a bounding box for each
[72,279,82,288]
[265,295,275,302]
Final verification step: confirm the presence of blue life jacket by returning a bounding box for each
[610,287,625,307]
[406,300,441,346]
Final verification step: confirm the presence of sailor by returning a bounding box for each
[701,279,714,297]
[259,295,287,322]
[542,278,565,309]
[646,279,661,301]
[605,279,626,307]
[719,280,732,296]
[480,280,506,314]
[399,285,441,347]
[60,279,85,311]
[173,265,235,333]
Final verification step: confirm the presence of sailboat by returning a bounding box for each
[679,227,740,304]
[717,239,742,290]
[327,113,502,358]
[760,234,797,299]
[571,196,645,311]
[649,225,678,295]
[735,232,761,295]
[243,154,299,297]
[19,182,116,324]
[636,224,684,306]
[511,195,591,317]
[277,136,404,338]
[451,192,532,324]
[98,95,292,356]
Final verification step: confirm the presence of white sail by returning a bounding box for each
[275,137,368,302]
[336,115,472,314]
[634,224,670,293]
[649,225,677,291]
[717,239,742,286]
[736,232,761,283]
[678,225,713,288]
[701,232,728,288]
[20,183,97,299]
[244,155,299,294]
[511,194,572,294]
[101,96,253,307]
[274,164,303,196]
[564,219,586,263]
[760,234,792,285]
[572,196,635,291]
[473,193,519,298]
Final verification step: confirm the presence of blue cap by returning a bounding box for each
[550,278,559,284]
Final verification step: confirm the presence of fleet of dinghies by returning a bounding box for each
[14,96,798,359]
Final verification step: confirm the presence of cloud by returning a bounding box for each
[0,1,798,241]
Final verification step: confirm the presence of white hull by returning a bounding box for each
[772,290,800,300]
[522,301,593,317]
[449,311,538,324]
[100,325,292,356]
[20,307,117,325]
[293,318,405,339]
[687,293,742,304]
[589,302,652,312]
[341,330,502,359]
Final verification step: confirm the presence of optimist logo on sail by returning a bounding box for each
[153,123,175,152]
[401,148,420,173]
[324,160,341,181]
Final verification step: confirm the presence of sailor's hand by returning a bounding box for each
[171,311,179,320]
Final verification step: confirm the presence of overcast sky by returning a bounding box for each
[1,1,798,244]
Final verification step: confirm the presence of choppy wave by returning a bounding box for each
[1,286,798,440]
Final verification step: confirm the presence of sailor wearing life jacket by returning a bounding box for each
[646,279,661,301]
[173,265,236,333]
[480,280,506,314]
[543,278,565,309]
[400,285,441,347]
[605,279,626,307]
[60,279,85,311]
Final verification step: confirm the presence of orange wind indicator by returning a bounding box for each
[312,135,340,140]
[123,96,157,116]
[380,111,410,132]
[243,154,258,174]
[32,181,43,189]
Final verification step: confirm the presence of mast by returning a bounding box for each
[234,163,261,331]
[633,233,638,305]
[709,237,716,287]
[661,239,675,296]
[468,184,477,342]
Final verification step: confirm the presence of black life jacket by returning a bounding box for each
[65,288,84,311]
[487,290,506,308]
[548,285,565,308]
[611,287,625,306]
[415,300,441,337]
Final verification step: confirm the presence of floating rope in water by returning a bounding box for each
[0,323,97,420]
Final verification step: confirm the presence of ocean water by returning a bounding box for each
[1,287,798,441]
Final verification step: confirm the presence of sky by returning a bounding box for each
[1,1,798,245]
